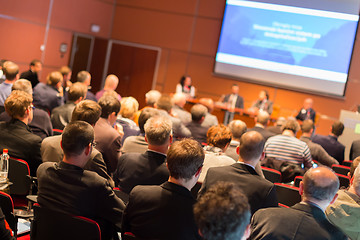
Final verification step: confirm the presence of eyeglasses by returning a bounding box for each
[30,104,35,110]
[91,141,97,148]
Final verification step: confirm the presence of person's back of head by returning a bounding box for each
[281,119,300,135]
[156,94,173,113]
[228,120,247,141]
[302,166,339,205]
[191,104,207,123]
[5,90,33,120]
[194,182,251,240]
[352,166,360,196]
[98,95,121,119]
[166,138,204,180]
[331,121,344,137]
[61,121,94,160]
[239,131,265,164]
[3,61,19,81]
[173,93,187,107]
[77,71,91,85]
[144,115,172,146]
[256,111,270,126]
[350,156,360,177]
[120,97,139,119]
[275,117,286,127]
[67,82,87,102]
[145,90,161,107]
[46,71,63,87]
[198,98,214,113]
[71,100,101,126]
[104,74,119,90]
[12,79,32,95]
[59,66,71,78]
[301,119,314,134]
[138,108,159,134]
[207,124,232,149]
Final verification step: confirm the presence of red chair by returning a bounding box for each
[123,232,137,240]
[261,166,281,183]
[293,176,303,188]
[336,173,350,188]
[52,129,63,136]
[275,183,301,207]
[113,187,129,204]
[342,160,353,167]
[31,204,101,240]
[332,165,350,176]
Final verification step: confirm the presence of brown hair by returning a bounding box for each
[207,124,232,149]
[5,90,32,118]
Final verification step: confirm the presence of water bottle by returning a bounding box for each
[0,149,9,183]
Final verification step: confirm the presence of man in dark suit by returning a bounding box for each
[350,139,360,160]
[186,104,209,144]
[94,94,122,174]
[249,166,347,240]
[198,131,278,215]
[114,115,172,194]
[41,100,114,187]
[248,111,275,141]
[312,121,345,164]
[37,121,125,239]
[0,90,42,176]
[20,59,42,88]
[295,98,316,122]
[51,82,87,130]
[122,138,204,240]
[222,84,244,125]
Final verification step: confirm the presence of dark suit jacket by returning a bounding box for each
[223,94,244,109]
[114,150,169,194]
[186,121,209,144]
[33,83,64,113]
[350,139,360,160]
[122,182,201,240]
[50,102,76,130]
[86,91,97,102]
[121,135,148,154]
[296,108,316,122]
[250,203,347,240]
[266,125,282,135]
[249,126,275,141]
[0,119,42,176]
[0,107,53,139]
[20,70,39,88]
[37,161,125,239]
[198,163,278,215]
[312,134,345,164]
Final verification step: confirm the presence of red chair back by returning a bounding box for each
[335,173,350,188]
[332,164,350,176]
[293,176,303,188]
[275,183,301,207]
[261,166,282,183]
[342,160,352,167]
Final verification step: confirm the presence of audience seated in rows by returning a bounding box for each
[172,92,191,125]
[121,108,159,154]
[326,160,360,240]
[33,71,64,113]
[300,119,339,167]
[186,104,209,144]
[116,96,140,145]
[0,79,53,139]
[156,94,191,139]
[114,115,171,194]
[20,59,42,88]
[198,124,235,182]
[199,131,278,215]
[122,138,204,240]
[0,61,19,113]
[51,82,87,130]
[312,120,345,164]
[248,111,275,141]
[94,94,123,174]
[0,90,42,176]
[95,74,121,101]
[41,100,114,187]
[250,166,347,240]
[37,121,125,240]
[194,182,251,240]
[76,71,97,102]
[198,98,219,128]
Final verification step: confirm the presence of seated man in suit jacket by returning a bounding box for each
[37,121,125,239]
[122,138,204,240]
[198,131,278,215]
[114,115,172,194]
[0,90,42,176]
[186,104,209,144]
[248,111,275,141]
[250,166,347,240]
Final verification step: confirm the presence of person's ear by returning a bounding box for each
[195,166,203,177]
[241,224,251,240]
[236,146,240,155]
[144,135,148,143]
[299,181,304,196]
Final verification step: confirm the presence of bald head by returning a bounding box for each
[256,111,270,126]
[228,120,247,140]
[199,98,214,113]
[239,131,265,164]
[302,166,339,202]
[304,98,313,110]
[173,93,187,108]
[104,74,119,90]
[3,61,19,81]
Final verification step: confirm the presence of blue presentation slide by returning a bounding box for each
[217,0,358,78]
